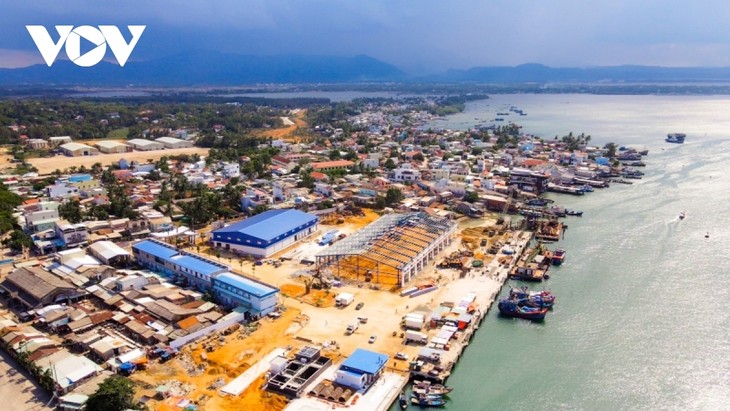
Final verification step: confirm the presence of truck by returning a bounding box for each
[402,313,425,330]
[318,230,339,246]
[335,292,355,307]
[404,330,428,344]
[346,320,359,335]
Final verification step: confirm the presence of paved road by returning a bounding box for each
[0,349,53,411]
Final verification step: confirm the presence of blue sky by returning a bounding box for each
[2,0,730,71]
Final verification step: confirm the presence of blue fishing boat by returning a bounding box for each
[410,396,447,407]
[510,287,556,308]
[498,299,548,320]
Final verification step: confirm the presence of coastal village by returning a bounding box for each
[0,96,650,410]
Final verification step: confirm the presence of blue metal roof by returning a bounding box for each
[133,240,178,260]
[341,349,388,375]
[169,254,225,276]
[214,272,278,297]
[213,209,318,242]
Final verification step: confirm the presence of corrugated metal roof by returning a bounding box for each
[213,209,317,242]
[132,240,178,259]
[341,348,388,375]
[169,254,224,276]
[214,272,278,297]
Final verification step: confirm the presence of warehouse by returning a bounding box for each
[60,142,97,157]
[132,239,229,289]
[316,212,457,287]
[95,140,130,154]
[211,209,318,258]
[127,139,164,151]
[155,136,193,149]
[212,272,279,315]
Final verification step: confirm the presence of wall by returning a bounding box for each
[169,312,244,350]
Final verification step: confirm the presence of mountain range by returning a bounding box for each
[4,51,730,86]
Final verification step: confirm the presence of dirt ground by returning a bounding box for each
[0,340,53,411]
[133,307,309,411]
[27,147,209,174]
[253,109,308,142]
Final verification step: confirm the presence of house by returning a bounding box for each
[24,201,60,233]
[54,220,88,248]
[48,136,73,146]
[508,168,550,193]
[60,142,97,157]
[155,137,193,149]
[127,139,164,151]
[26,138,48,150]
[211,209,318,258]
[0,267,80,310]
[334,349,389,391]
[212,272,279,315]
[388,163,421,182]
[46,182,80,199]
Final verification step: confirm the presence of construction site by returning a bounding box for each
[315,213,457,287]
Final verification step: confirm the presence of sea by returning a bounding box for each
[394,94,730,410]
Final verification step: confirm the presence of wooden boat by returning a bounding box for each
[498,299,548,320]
[551,248,566,265]
[510,287,556,308]
[410,396,446,407]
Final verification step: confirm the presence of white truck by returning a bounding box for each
[403,313,425,330]
[335,292,355,307]
[404,330,428,344]
[346,320,359,335]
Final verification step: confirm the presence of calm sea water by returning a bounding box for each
[398,94,730,410]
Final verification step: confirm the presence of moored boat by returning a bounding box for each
[410,396,446,407]
[498,299,548,320]
[565,209,583,216]
[399,392,408,410]
[551,248,566,265]
[509,287,556,308]
[412,381,453,395]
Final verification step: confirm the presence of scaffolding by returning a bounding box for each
[316,212,457,287]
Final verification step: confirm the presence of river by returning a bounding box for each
[398,94,730,410]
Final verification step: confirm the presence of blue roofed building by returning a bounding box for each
[211,209,318,258]
[132,239,229,289]
[212,272,279,315]
[335,349,389,391]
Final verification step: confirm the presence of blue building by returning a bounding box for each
[212,272,279,315]
[212,209,318,258]
[335,349,389,391]
[132,239,229,289]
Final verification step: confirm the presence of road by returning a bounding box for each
[0,349,54,411]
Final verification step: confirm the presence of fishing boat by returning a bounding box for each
[498,299,548,320]
[666,133,686,144]
[551,248,566,265]
[565,209,583,216]
[399,392,408,410]
[679,212,686,220]
[412,381,453,395]
[525,198,553,206]
[509,287,556,308]
[410,396,446,407]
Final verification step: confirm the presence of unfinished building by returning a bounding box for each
[266,346,332,398]
[315,212,457,287]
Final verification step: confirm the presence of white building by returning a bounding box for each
[388,163,421,182]
[155,136,193,149]
[127,139,164,151]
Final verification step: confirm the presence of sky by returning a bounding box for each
[2,0,730,71]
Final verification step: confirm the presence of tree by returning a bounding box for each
[384,158,396,170]
[412,152,425,162]
[85,376,136,411]
[59,200,83,223]
[463,191,480,203]
[604,142,618,158]
[385,188,404,207]
[3,230,32,252]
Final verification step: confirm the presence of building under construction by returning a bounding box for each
[315,212,457,287]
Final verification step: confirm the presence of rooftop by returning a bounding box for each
[214,272,278,298]
[214,209,318,242]
[341,348,388,375]
[169,254,227,277]
[132,240,179,260]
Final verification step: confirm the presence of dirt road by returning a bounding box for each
[0,350,53,411]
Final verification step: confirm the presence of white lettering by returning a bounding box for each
[26,25,145,67]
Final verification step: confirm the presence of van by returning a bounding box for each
[346,322,359,335]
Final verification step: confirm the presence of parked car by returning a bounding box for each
[355,302,364,310]
[395,352,409,361]
[368,335,377,344]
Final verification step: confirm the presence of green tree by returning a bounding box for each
[384,158,396,170]
[463,191,480,203]
[385,188,404,206]
[3,230,32,252]
[59,200,83,223]
[86,376,136,411]
[604,142,618,158]
[412,152,425,162]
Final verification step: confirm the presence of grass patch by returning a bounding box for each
[107,128,129,139]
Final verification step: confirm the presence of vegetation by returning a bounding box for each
[86,376,137,411]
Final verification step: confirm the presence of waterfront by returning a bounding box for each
[399,95,730,410]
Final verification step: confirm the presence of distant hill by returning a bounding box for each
[439,63,730,83]
[0,51,404,86]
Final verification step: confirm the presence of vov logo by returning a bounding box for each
[26,25,146,67]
